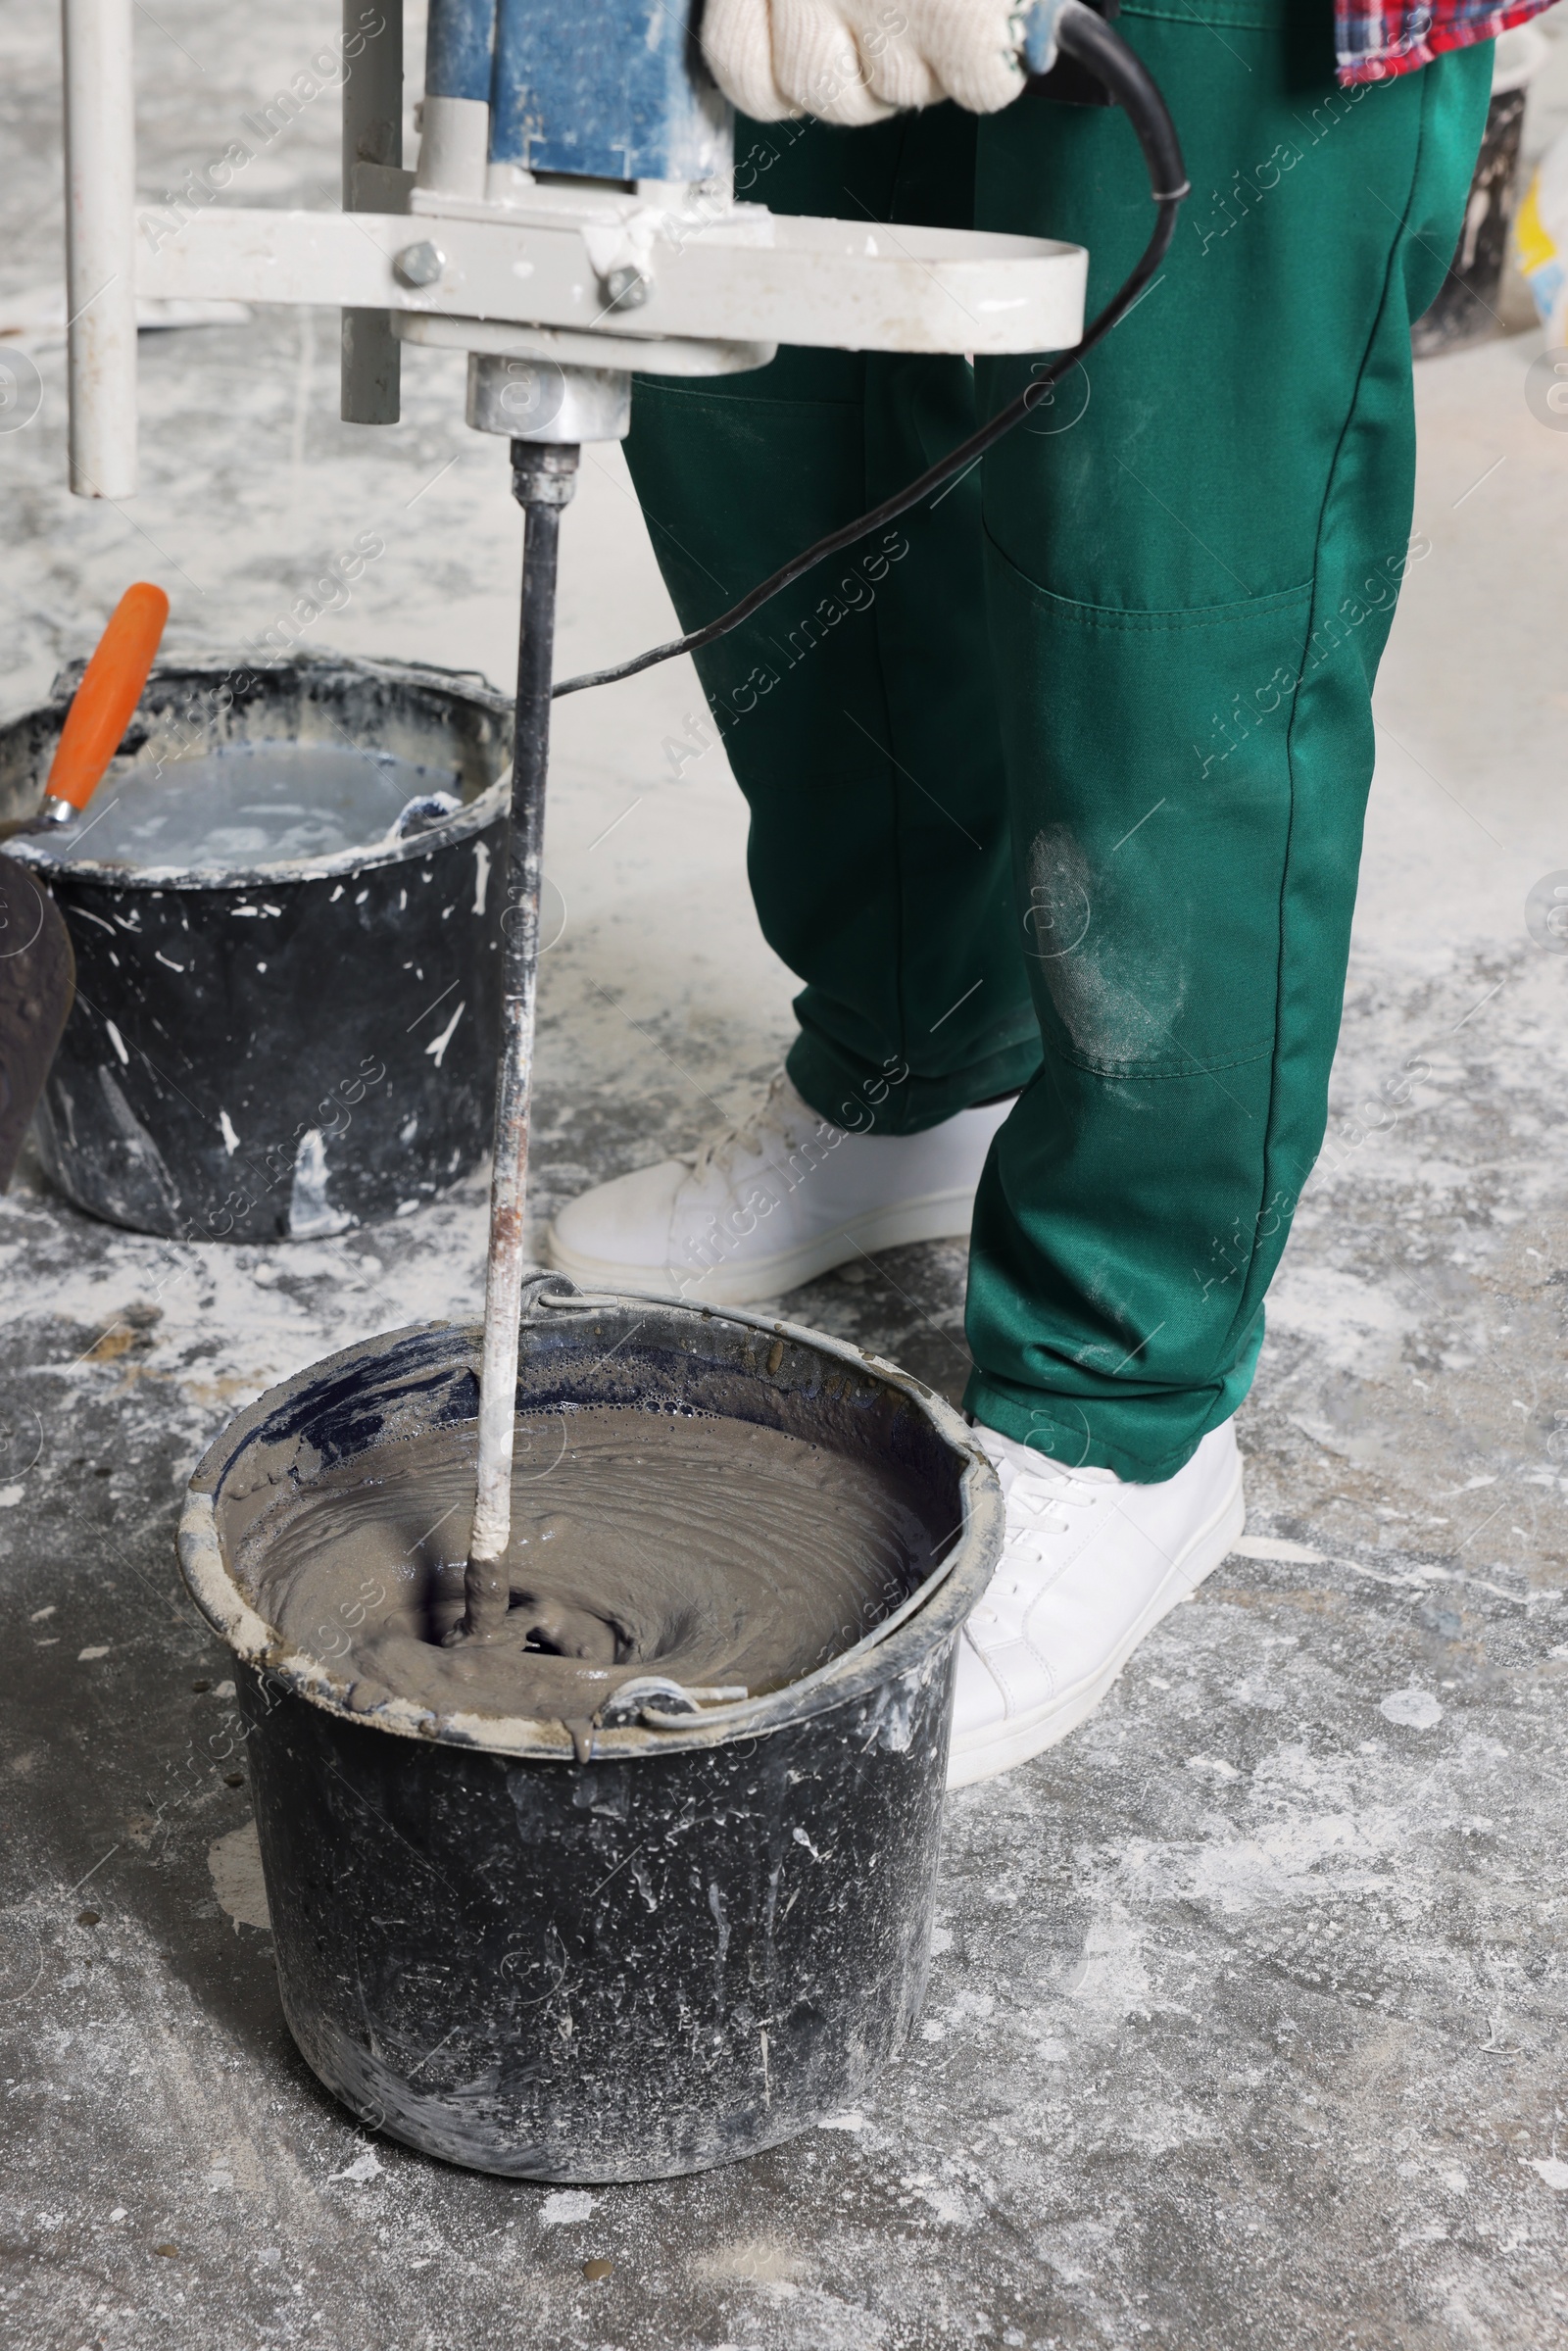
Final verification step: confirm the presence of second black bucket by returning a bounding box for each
[178,1292,1004,2181]
[1412,28,1545,357]
[0,650,511,1242]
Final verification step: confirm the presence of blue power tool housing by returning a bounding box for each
[427,0,727,184]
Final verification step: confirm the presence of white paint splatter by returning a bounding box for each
[96,1067,181,1218]
[1231,1536,1324,1565]
[288,1130,351,1240]
[539,2189,595,2225]
[423,1002,465,1067]
[1380,1687,1443,1730]
[472,839,491,914]
[912,2181,974,2226]
[0,1486,24,1508]
[693,2238,803,2285]
[1115,1801,1405,1917]
[1265,1265,1414,1377]
[330,2150,383,2184]
[104,1020,129,1066]
[208,1821,270,1930]
[1062,1904,1152,2024]
[219,1109,240,1156]
[1527,2156,1568,2190]
[77,1645,109,1661]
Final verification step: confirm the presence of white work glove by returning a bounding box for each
[702,0,1027,127]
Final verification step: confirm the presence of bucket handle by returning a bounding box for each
[596,1675,749,1728]
[505,1279,998,1737]
[622,1500,977,1735]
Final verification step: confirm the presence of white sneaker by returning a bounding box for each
[947,1417,1246,1789]
[545,1070,1013,1305]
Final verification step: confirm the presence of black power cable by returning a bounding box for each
[552,0,1188,703]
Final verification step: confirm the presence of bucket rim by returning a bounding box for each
[2,649,514,894]
[177,1298,1004,1763]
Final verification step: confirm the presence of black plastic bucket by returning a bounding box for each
[0,650,511,1241]
[1412,31,1544,358]
[177,1290,1004,2181]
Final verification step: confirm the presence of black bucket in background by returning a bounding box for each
[1412,32,1543,358]
[177,1295,1006,2182]
[0,651,511,1243]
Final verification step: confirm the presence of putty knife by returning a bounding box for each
[0,581,169,1183]
[0,579,170,843]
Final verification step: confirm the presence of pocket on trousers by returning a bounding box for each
[985,535,1314,1080]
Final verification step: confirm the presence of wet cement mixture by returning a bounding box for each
[236,1407,931,1726]
[19,741,452,873]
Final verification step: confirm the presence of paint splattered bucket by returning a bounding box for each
[0,651,509,1241]
[1412,25,1548,358]
[177,1292,1005,2181]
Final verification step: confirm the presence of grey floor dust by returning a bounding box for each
[3,4,1568,2347]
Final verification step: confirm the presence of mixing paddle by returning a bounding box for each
[454,442,578,1642]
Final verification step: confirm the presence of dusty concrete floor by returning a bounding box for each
[4,4,1568,2347]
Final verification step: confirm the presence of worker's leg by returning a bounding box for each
[622,108,1041,1136]
[961,14,1493,1480]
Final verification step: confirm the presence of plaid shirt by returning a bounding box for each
[1338,0,1556,83]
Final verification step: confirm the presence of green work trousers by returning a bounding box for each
[622,1,1491,1480]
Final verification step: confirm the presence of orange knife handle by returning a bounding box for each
[44,582,171,812]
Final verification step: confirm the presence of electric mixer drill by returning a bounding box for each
[60,0,1185,1639]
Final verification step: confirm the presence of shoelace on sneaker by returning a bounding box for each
[684,1072,834,1186]
[968,1468,1105,1626]
[980,1451,1120,1590]
[994,1445,1108,1514]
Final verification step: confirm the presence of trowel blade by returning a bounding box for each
[0,855,74,1191]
